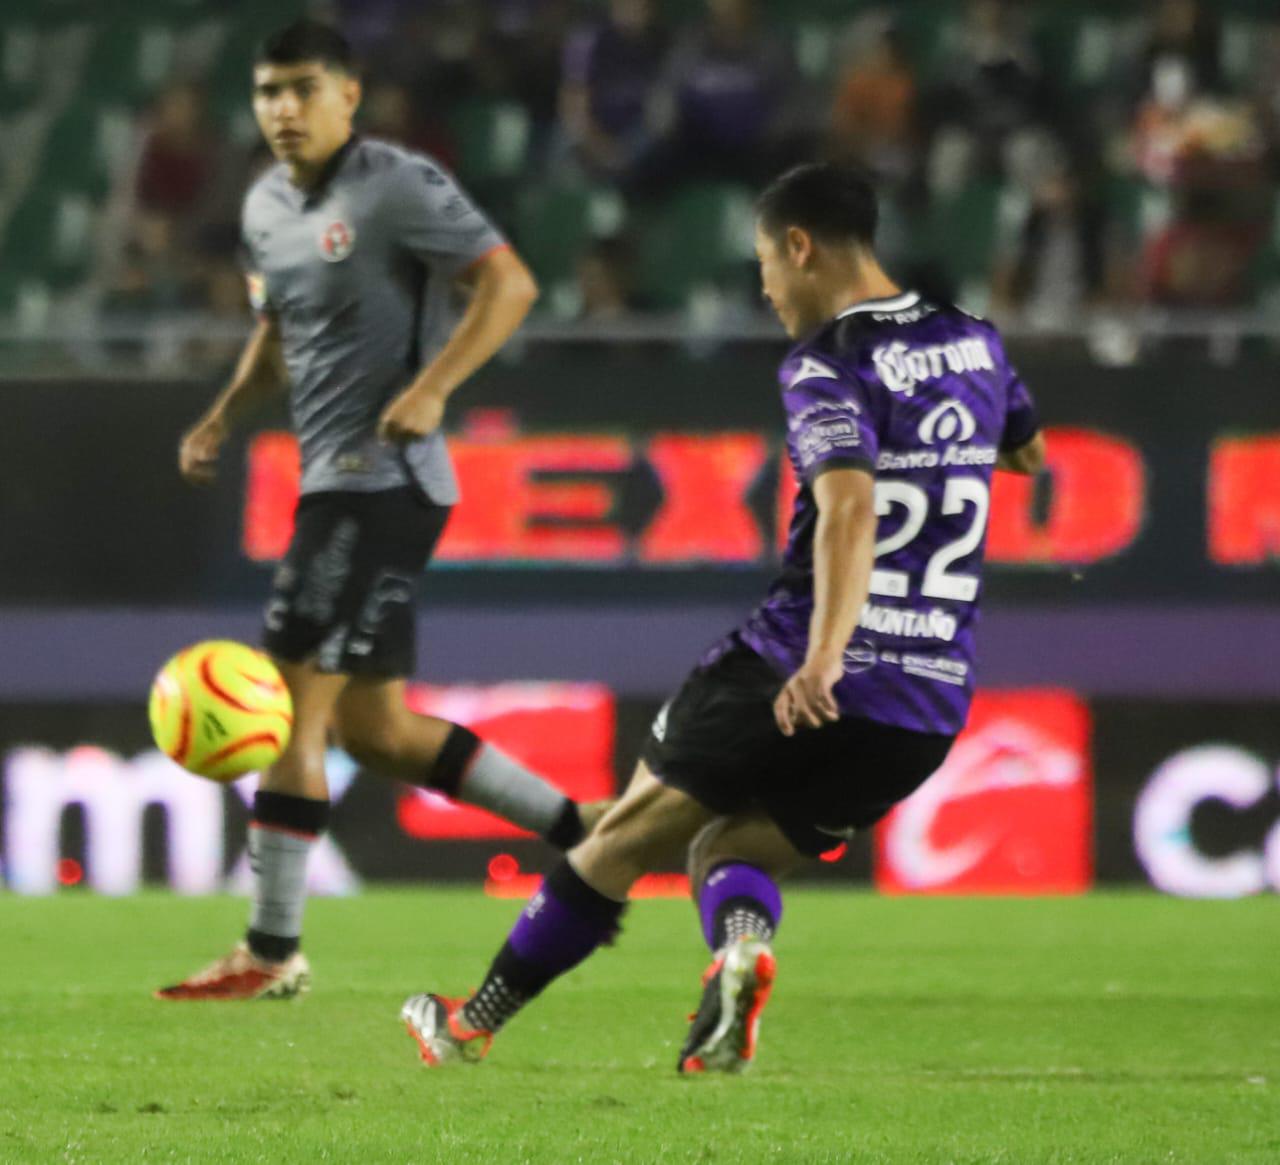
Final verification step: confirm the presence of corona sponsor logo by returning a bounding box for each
[872,338,995,396]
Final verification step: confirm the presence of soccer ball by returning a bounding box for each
[149,640,293,781]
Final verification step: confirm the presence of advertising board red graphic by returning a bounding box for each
[1208,434,1280,565]
[874,690,1092,894]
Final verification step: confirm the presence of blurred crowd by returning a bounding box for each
[100,0,1280,341]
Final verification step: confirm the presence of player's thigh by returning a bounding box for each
[275,658,349,748]
[687,811,806,892]
[573,762,715,889]
[641,638,785,819]
[332,676,451,768]
[260,658,348,796]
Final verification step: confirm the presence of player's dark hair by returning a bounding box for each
[756,162,878,247]
[256,19,356,75]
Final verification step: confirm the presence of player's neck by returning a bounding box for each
[286,133,354,190]
[827,267,902,323]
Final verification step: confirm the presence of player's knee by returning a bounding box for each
[581,805,664,878]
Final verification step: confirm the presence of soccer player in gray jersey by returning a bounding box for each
[159,21,605,1001]
[400,163,1045,1072]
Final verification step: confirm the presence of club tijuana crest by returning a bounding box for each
[319,218,355,262]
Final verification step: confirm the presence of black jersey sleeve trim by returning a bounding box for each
[999,417,1041,453]
[806,455,875,483]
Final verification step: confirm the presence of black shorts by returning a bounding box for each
[262,487,450,677]
[641,637,955,857]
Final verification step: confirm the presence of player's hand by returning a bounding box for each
[178,414,228,486]
[378,384,447,444]
[774,650,843,736]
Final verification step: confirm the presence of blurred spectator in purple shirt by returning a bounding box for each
[559,0,670,180]
[482,0,574,136]
[633,0,800,191]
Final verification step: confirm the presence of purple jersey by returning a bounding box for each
[736,290,1040,736]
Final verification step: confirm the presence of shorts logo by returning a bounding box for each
[319,219,355,262]
[651,701,671,744]
[918,400,976,445]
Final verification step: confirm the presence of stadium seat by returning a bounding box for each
[514,183,627,287]
[635,182,757,311]
[894,0,960,78]
[448,99,531,188]
[1220,19,1259,89]
[1033,10,1126,96]
[922,180,1002,288]
[80,21,181,108]
[0,183,94,288]
[38,101,118,199]
[0,24,43,115]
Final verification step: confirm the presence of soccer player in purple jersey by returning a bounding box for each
[400,162,1046,1071]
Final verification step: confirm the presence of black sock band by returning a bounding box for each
[423,724,481,797]
[252,791,330,836]
[547,860,626,930]
[544,799,585,850]
[246,928,300,963]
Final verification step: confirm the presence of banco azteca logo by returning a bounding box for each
[918,400,977,446]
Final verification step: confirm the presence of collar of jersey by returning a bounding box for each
[298,133,361,207]
[835,290,920,318]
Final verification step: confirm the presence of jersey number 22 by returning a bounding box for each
[869,478,990,603]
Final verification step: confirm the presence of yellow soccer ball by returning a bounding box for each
[148,640,293,782]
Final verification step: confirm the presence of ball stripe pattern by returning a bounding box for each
[148,641,293,782]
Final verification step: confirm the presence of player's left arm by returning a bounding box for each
[997,429,1046,474]
[993,337,1044,476]
[774,467,877,736]
[379,246,538,443]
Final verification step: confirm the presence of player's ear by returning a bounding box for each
[342,73,361,116]
[784,226,813,269]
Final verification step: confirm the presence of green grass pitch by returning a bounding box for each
[1,889,1277,1164]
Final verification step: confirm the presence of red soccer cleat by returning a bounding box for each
[154,942,310,1001]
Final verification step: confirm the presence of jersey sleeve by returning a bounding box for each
[239,198,273,317]
[783,358,878,482]
[1000,365,1040,452]
[386,155,508,277]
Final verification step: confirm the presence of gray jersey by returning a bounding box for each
[241,136,507,501]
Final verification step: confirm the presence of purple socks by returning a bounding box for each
[698,861,782,951]
[462,859,624,1033]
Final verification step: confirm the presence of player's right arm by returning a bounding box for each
[178,315,287,485]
